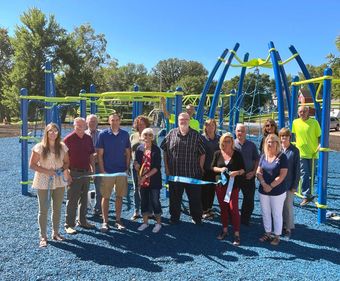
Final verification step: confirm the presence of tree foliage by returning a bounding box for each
[151,58,207,91]
[2,8,67,118]
[56,23,110,97]
[0,28,13,120]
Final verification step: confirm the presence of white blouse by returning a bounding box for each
[31,142,69,190]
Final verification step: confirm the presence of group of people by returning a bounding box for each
[29,103,321,248]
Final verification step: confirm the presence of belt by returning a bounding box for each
[70,168,88,172]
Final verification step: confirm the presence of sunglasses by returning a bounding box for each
[143,133,153,137]
[265,124,275,128]
[48,130,59,134]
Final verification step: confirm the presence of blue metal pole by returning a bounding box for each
[289,45,321,122]
[45,61,52,125]
[51,69,58,124]
[209,43,240,119]
[165,97,172,132]
[196,49,229,125]
[134,84,143,117]
[218,95,224,133]
[277,52,291,116]
[20,88,29,195]
[79,89,86,119]
[132,85,137,122]
[268,41,285,129]
[90,84,97,115]
[229,89,236,132]
[174,87,183,128]
[289,76,299,130]
[234,53,249,125]
[317,68,332,224]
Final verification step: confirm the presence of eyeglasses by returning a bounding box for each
[48,130,59,134]
[265,124,275,128]
[280,135,290,138]
[143,133,153,137]
[223,139,232,144]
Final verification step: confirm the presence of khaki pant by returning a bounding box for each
[37,187,65,238]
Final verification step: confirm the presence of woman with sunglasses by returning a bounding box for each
[29,123,72,247]
[259,118,278,153]
[279,128,300,238]
[212,132,245,246]
[134,128,163,233]
[257,134,288,245]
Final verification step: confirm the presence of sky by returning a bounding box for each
[0,0,339,79]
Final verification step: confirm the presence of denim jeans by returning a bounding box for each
[140,189,162,216]
[300,158,314,199]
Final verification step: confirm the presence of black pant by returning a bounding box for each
[201,170,216,212]
[140,189,162,216]
[240,177,256,224]
[169,182,202,222]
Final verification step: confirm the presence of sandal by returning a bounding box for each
[52,233,66,241]
[39,238,48,248]
[217,230,228,240]
[259,233,272,242]
[271,236,280,246]
[233,235,240,246]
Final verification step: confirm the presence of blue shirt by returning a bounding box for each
[282,144,300,191]
[259,153,288,196]
[234,139,260,173]
[96,128,131,173]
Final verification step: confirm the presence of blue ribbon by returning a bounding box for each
[73,172,128,180]
[168,171,229,186]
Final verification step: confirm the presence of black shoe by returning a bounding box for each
[191,218,202,225]
[169,218,179,225]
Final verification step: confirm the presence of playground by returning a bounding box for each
[1,42,340,280]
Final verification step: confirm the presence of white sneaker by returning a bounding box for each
[137,223,149,231]
[152,223,162,233]
[101,223,109,233]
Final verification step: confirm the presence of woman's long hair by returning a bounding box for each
[262,118,278,136]
[41,123,62,160]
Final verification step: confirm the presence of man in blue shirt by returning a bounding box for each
[234,123,260,226]
[97,113,131,232]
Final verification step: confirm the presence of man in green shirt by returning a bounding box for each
[292,105,321,206]
[160,97,200,132]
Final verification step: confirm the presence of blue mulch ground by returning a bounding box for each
[0,136,339,281]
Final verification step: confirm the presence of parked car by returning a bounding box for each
[330,117,339,131]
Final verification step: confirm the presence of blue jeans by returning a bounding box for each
[140,189,162,216]
[300,158,314,199]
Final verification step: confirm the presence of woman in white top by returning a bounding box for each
[29,123,71,248]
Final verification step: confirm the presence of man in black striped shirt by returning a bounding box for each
[160,112,206,224]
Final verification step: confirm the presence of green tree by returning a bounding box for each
[176,75,208,95]
[2,8,68,119]
[56,23,110,97]
[0,27,13,121]
[326,34,340,99]
[151,58,207,91]
[101,63,149,91]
